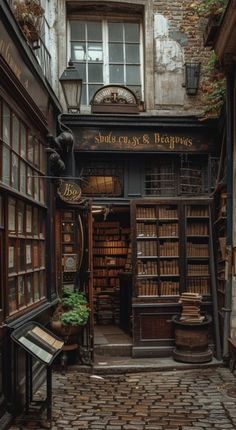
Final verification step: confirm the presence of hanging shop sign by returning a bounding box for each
[91,85,139,113]
[74,127,213,153]
[57,180,82,204]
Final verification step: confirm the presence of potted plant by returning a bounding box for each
[51,288,90,337]
[13,0,44,44]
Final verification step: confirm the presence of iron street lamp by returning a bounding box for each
[59,60,82,113]
[184,62,201,96]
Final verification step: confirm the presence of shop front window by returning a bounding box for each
[70,19,142,105]
[80,163,123,196]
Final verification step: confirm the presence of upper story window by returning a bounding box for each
[69,19,142,106]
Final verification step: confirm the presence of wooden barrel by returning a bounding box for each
[172,315,213,363]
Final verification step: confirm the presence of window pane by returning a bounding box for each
[126,44,140,63]
[34,174,39,201]
[125,23,139,42]
[40,144,46,174]
[109,65,124,83]
[70,21,86,40]
[88,84,103,102]
[108,23,123,42]
[71,43,86,61]
[74,63,86,81]
[109,44,124,62]
[26,275,33,304]
[33,207,38,236]
[27,167,33,196]
[20,161,26,193]
[2,146,10,185]
[33,272,39,301]
[81,84,87,105]
[12,114,20,153]
[0,196,4,228]
[87,22,102,41]
[20,124,26,158]
[34,139,40,167]
[88,43,103,62]
[40,241,45,267]
[18,201,25,234]
[39,212,45,238]
[18,275,25,308]
[8,198,16,231]
[3,103,10,145]
[126,65,140,85]
[26,205,32,234]
[33,241,39,268]
[12,153,19,189]
[28,133,34,163]
[88,64,103,82]
[26,241,32,268]
[39,271,46,298]
[40,178,45,204]
[18,240,25,272]
[8,240,15,273]
[9,278,17,313]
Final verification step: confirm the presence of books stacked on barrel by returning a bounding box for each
[179,292,204,323]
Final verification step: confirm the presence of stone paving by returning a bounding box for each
[10,366,236,430]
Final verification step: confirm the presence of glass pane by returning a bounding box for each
[33,241,39,268]
[3,103,10,145]
[88,64,103,82]
[27,167,33,196]
[20,161,26,194]
[33,207,38,236]
[88,84,103,103]
[88,43,103,61]
[109,65,124,83]
[26,241,32,268]
[26,275,33,304]
[40,178,45,204]
[109,44,124,62]
[34,174,39,201]
[18,240,25,271]
[8,198,16,231]
[2,146,10,185]
[40,241,45,267]
[18,275,25,308]
[26,205,32,234]
[74,63,86,81]
[33,272,39,301]
[8,240,15,273]
[12,114,20,153]
[20,124,26,158]
[81,84,87,105]
[9,278,17,313]
[34,139,40,167]
[108,22,123,42]
[12,153,19,189]
[126,65,140,85]
[70,21,86,40]
[39,212,45,238]
[126,44,140,63]
[87,21,102,41]
[125,23,139,42]
[28,133,34,163]
[40,143,46,173]
[39,271,46,298]
[18,201,25,234]
[71,42,86,61]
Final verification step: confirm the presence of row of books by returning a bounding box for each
[137,240,158,256]
[160,281,180,295]
[137,223,156,237]
[186,207,209,217]
[94,240,127,247]
[94,256,126,267]
[138,281,158,296]
[187,223,209,235]
[188,264,209,275]
[94,235,120,241]
[159,207,178,219]
[94,228,120,235]
[137,260,157,275]
[137,281,180,296]
[187,243,209,257]
[160,259,179,275]
[159,223,179,236]
[136,207,156,218]
[160,242,179,256]
[93,247,127,255]
[94,269,121,277]
[93,278,120,287]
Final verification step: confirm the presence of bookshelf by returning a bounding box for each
[135,203,180,297]
[93,221,130,324]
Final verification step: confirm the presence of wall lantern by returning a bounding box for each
[184,62,201,96]
[59,60,82,113]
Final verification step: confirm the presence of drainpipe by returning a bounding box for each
[222,66,234,359]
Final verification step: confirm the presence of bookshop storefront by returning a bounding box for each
[58,112,220,359]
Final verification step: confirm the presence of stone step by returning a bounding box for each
[94,343,132,356]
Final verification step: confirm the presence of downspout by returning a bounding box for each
[222,66,234,359]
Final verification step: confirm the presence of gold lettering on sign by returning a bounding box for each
[0,39,22,80]
[94,131,193,149]
[58,181,82,204]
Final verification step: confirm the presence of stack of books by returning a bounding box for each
[179,292,205,323]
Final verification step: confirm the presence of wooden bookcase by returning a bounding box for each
[93,221,130,324]
[131,199,214,357]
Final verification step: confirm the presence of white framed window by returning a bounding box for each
[69,19,143,106]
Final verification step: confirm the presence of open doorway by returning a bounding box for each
[92,205,132,358]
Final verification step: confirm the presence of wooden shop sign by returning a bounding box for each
[57,180,82,204]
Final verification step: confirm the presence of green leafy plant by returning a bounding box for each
[53,288,90,327]
[200,51,226,119]
[191,0,227,18]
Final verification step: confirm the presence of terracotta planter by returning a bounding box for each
[50,319,83,337]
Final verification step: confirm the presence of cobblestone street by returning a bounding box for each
[9,366,236,430]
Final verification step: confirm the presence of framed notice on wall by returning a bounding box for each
[63,254,77,272]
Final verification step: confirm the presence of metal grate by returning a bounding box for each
[80,163,123,197]
[180,161,203,195]
[145,163,176,196]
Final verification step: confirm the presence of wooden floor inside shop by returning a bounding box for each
[94,325,132,357]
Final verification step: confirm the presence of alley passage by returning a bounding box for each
[11,367,236,430]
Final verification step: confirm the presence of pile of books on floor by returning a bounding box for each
[179,292,205,323]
